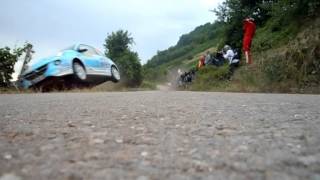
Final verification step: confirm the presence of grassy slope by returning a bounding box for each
[222,17,320,93]
[143,23,225,83]
[145,16,320,93]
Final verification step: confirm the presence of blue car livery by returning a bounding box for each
[20,44,120,89]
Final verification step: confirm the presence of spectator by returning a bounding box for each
[205,51,211,65]
[222,45,235,64]
[222,45,240,75]
[243,17,256,64]
[198,55,205,69]
[215,51,225,66]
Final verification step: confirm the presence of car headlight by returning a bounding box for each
[54,60,61,65]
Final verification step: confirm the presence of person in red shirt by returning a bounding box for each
[242,17,256,65]
[198,55,205,69]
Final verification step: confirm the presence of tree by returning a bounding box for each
[115,51,143,87]
[213,0,320,48]
[0,43,33,87]
[104,30,134,59]
[104,30,142,87]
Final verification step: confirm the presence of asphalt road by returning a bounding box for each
[0,91,320,180]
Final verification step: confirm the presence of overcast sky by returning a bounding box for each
[1,0,223,64]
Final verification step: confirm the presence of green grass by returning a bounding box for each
[187,17,320,93]
[143,35,221,83]
[253,17,300,52]
[189,65,231,91]
[142,15,320,93]
[139,80,157,90]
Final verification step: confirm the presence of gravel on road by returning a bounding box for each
[0,91,320,180]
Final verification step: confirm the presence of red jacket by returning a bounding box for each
[243,20,256,38]
[242,20,256,51]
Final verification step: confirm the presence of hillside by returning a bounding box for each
[191,17,320,93]
[143,0,320,93]
[143,22,225,82]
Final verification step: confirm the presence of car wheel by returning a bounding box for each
[111,66,120,83]
[73,61,87,81]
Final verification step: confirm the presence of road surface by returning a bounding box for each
[0,91,320,180]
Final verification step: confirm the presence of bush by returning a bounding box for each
[187,55,193,60]
[0,43,33,87]
[0,47,17,87]
[190,65,230,91]
[104,30,143,87]
[143,66,168,82]
[261,30,320,88]
[140,81,157,90]
[116,51,143,87]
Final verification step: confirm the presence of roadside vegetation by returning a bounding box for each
[144,0,320,93]
[0,43,33,87]
[104,30,143,88]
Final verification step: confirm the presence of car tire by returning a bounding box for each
[111,66,120,83]
[73,61,87,81]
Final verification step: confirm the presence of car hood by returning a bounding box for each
[23,56,60,75]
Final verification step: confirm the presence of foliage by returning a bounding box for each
[143,66,168,82]
[115,51,143,87]
[262,36,320,87]
[0,43,33,87]
[141,0,320,92]
[213,0,272,49]
[190,65,230,91]
[213,0,320,49]
[139,80,157,90]
[229,18,320,93]
[143,23,225,82]
[193,0,320,93]
[104,30,142,87]
[145,0,320,92]
[104,30,134,59]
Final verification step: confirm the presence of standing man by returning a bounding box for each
[242,17,256,65]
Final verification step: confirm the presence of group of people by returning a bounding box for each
[177,69,196,87]
[198,17,256,67]
[198,17,256,69]
[178,17,256,87]
[197,45,240,71]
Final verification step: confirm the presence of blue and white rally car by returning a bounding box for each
[20,44,120,89]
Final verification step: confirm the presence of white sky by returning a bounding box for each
[1,0,223,66]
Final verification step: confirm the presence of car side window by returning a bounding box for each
[94,48,105,57]
[79,45,97,57]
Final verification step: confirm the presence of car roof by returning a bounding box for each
[74,44,96,50]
